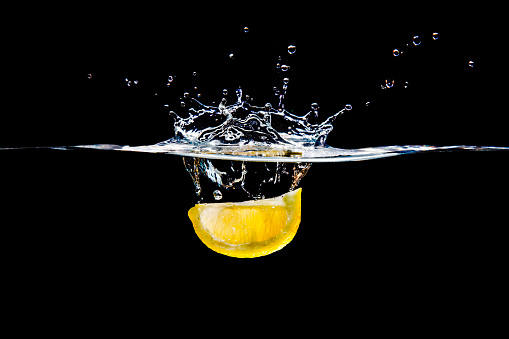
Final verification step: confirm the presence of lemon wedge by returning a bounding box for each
[188,188,302,258]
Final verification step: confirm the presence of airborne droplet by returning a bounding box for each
[287,45,296,54]
[432,32,439,40]
[393,49,400,57]
[413,36,421,46]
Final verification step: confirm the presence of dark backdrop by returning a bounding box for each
[2,8,507,320]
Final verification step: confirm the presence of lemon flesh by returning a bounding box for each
[188,188,301,258]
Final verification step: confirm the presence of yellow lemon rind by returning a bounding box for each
[188,188,301,258]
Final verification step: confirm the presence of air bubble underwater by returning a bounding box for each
[213,190,223,200]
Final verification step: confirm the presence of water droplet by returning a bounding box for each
[183,92,190,98]
[385,79,394,88]
[393,49,400,57]
[469,60,475,68]
[365,101,370,106]
[180,101,185,107]
[167,75,174,87]
[432,32,439,40]
[345,104,353,111]
[311,103,319,111]
[223,89,228,96]
[412,36,421,46]
[281,64,290,72]
[244,26,249,33]
[404,81,409,88]
[287,45,296,54]
[229,53,235,60]
[283,77,290,84]
[197,93,202,98]
[86,73,93,80]
[193,72,197,76]
[236,87,242,103]
[213,190,223,200]
[133,80,139,85]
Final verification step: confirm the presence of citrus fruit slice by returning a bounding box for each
[188,188,302,258]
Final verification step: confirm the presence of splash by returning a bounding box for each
[1,31,506,164]
[169,92,350,149]
[183,157,311,203]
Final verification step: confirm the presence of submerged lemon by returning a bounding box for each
[188,188,302,258]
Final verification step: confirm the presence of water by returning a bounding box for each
[168,92,350,149]
[11,143,506,163]
[183,157,311,203]
[2,30,507,162]
[1,30,506,195]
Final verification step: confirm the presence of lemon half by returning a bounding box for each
[188,188,302,258]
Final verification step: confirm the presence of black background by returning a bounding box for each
[2,7,507,321]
